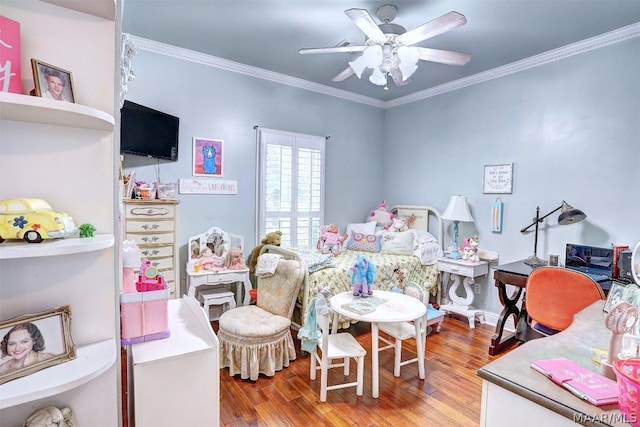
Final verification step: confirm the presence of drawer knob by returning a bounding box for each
[142,236,160,242]
[142,224,160,230]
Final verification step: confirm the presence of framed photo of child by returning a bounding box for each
[30,59,76,103]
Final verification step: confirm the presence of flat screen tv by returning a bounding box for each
[120,100,179,161]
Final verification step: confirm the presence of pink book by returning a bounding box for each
[0,15,22,94]
[531,357,619,406]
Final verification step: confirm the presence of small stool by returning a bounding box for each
[198,288,236,321]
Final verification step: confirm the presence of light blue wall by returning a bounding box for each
[122,50,385,289]
[384,39,640,314]
[124,38,638,313]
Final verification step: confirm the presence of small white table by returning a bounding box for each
[330,290,427,399]
[186,268,252,306]
[437,257,489,329]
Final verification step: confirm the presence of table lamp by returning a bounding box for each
[520,200,587,267]
[442,195,475,259]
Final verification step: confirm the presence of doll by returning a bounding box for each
[199,247,225,271]
[350,255,376,297]
[320,223,346,256]
[225,247,246,270]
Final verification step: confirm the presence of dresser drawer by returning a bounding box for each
[139,245,174,259]
[127,232,175,245]
[125,204,175,219]
[134,257,175,272]
[126,220,174,233]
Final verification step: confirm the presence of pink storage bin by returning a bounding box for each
[613,358,640,426]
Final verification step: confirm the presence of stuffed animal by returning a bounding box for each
[389,217,408,232]
[319,223,346,256]
[460,236,480,263]
[367,199,394,230]
[24,406,76,427]
[249,230,282,273]
[350,255,376,298]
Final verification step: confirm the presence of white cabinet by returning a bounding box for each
[124,199,180,298]
[131,297,220,427]
[0,1,119,425]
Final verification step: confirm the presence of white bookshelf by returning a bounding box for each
[0,1,120,425]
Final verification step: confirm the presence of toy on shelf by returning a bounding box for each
[350,255,377,298]
[78,223,96,238]
[0,198,77,243]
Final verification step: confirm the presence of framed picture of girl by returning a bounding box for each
[0,306,76,384]
[30,59,76,103]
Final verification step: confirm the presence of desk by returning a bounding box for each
[477,301,629,426]
[186,268,252,306]
[489,260,536,356]
[437,258,489,329]
[330,291,427,399]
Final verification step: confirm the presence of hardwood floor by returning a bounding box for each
[218,314,517,427]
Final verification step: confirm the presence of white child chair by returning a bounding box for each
[310,306,366,402]
[377,282,443,377]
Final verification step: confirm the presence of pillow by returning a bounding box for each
[380,231,415,255]
[345,221,377,236]
[344,222,377,245]
[346,231,381,253]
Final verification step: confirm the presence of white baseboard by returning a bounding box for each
[479,311,516,333]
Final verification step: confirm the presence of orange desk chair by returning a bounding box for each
[525,266,605,335]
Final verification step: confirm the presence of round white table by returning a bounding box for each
[330,290,427,398]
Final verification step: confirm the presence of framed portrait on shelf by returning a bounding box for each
[192,137,224,177]
[30,59,76,103]
[483,163,513,194]
[0,305,76,384]
[603,281,640,313]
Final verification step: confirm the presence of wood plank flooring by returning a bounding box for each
[218,314,517,427]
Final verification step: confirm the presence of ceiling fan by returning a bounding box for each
[299,5,471,89]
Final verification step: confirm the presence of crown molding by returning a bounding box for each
[129,22,639,110]
[128,36,385,109]
[386,22,640,108]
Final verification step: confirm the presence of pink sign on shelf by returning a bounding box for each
[0,15,22,94]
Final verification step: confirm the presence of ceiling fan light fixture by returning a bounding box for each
[348,55,367,79]
[369,67,387,86]
[362,44,383,68]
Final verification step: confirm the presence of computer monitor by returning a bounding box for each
[565,243,614,279]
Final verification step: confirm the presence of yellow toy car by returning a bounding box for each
[0,198,78,243]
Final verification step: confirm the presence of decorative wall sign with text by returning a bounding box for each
[179,178,237,195]
[483,163,513,194]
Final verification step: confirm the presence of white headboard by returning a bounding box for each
[391,205,444,250]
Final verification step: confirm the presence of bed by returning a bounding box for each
[260,205,445,329]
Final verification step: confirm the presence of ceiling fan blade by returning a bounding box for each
[299,45,367,55]
[416,47,471,66]
[345,8,387,44]
[390,68,411,86]
[332,67,355,82]
[396,11,467,46]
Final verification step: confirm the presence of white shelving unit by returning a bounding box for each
[0,1,120,425]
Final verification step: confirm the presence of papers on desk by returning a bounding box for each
[531,357,619,406]
[341,300,376,315]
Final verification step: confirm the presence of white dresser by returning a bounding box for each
[124,199,180,298]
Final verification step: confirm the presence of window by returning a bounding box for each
[257,128,325,249]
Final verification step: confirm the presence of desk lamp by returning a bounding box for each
[521,201,587,267]
[442,195,475,259]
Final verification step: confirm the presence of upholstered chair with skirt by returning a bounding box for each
[218,257,305,380]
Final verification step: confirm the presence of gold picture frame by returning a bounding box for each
[0,305,76,384]
[30,59,76,103]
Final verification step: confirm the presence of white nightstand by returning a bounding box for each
[437,257,489,329]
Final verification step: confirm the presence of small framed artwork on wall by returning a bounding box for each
[30,59,76,103]
[193,137,224,177]
[483,163,513,194]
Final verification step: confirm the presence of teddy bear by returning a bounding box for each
[249,230,282,273]
[318,223,346,256]
[367,199,394,230]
